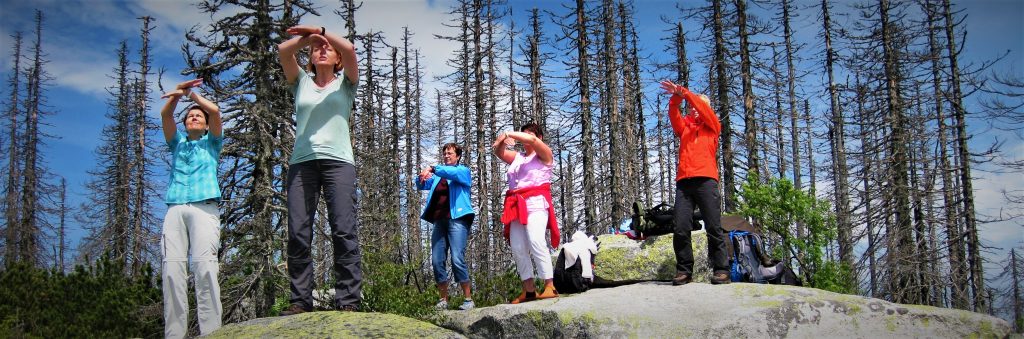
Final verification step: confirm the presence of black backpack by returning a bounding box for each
[727,230,802,286]
[553,248,592,294]
[630,202,702,238]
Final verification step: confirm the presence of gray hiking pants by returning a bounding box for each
[162,200,222,338]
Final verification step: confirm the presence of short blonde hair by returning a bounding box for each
[698,94,711,105]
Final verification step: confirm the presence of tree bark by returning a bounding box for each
[942,0,984,312]
[879,0,917,304]
[736,0,759,180]
[821,0,854,280]
[3,32,22,265]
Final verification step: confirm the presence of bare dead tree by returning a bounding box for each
[3,32,24,265]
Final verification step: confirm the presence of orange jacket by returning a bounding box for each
[501,183,560,248]
[668,91,721,182]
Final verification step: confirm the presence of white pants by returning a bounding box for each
[510,198,552,280]
[162,201,222,338]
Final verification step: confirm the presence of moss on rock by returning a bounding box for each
[206,311,464,339]
[593,232,711,282]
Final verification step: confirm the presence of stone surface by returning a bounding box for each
[206,311,465,339]
[438,282,1011,339]
[593,232,710,282]
[209,233,1011,339]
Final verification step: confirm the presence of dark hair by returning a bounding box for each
[442,143,463,163]
[181,105,210,128]
[520,122,544,139]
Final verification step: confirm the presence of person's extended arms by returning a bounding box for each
[284,25,359,84]
[323,31,358,84]
[190,90,221,138]
[434,165,471,186]
[492,133,517,165]
[504,131,553,166]
[160,79,203,142]
[681,92,721,134]
[416,168,435,190]
[660,80,686,136]
[277,34,311,86]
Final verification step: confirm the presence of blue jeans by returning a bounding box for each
[431,216,471,284]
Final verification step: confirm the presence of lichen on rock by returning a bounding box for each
[592,232,711,282]
[206,311,465,338]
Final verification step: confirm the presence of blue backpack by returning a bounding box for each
[727,230,801,286]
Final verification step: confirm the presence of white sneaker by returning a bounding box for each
[434,299,448,310]
[459,299,475,310]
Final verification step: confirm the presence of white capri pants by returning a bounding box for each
[509,197,553,280]
[162,200,222,338]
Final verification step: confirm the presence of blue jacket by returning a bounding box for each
[417,164,476,222]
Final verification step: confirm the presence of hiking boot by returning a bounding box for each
[280,304,311,316]
[672,272,692,286]
[459,299,475,310]
[511,291,536,304]
[434,299,449,310]
[710,271,731,285]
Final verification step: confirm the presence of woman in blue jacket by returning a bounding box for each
[417,143,476,310]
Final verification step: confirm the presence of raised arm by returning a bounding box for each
[278,34,311,85]
[160,79,203,142]
[434,165,471,186]
[492,132,518,165]
[660,80,686,136]
[682,91,721,135]
[416,169,436,190]
[189,90,222,138]
[505,131,553,166]
[323,30,358,84]
[283,25,359,84]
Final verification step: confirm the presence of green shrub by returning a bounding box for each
[0,257,162,338]
[361,252,439,319]
[736,174,856,293]
[358,249,522,321]
[811,261,857,294]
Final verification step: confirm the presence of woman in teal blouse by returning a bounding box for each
[158,78,223,338]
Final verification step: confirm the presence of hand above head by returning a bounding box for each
[658,80,686,96]
[502,132,516,146]
[286,25,322,37]
[161,78,203,99]
[307,34,330,47]
[177,78,203,90]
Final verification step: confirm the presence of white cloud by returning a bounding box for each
[0,0,463,100]
[975,142,1024,249]
[303,0,460,95]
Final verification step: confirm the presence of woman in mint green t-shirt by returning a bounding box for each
[277,24,362,314]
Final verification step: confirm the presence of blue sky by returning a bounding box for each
[0,0,1021,307]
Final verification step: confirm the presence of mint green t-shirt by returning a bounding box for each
[289,68,358,164]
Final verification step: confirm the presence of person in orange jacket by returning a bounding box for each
[493,123,560,303]
[659,80,731,286]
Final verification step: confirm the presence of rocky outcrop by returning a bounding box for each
[593,232,711,282]
[208,233,1011,338]
[439,282,1011,338]
[206,311,464,338]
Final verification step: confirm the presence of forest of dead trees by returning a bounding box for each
[2,0,1023,331]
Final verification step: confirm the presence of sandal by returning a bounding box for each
[510,291,537,304]
[536,288,559,300]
